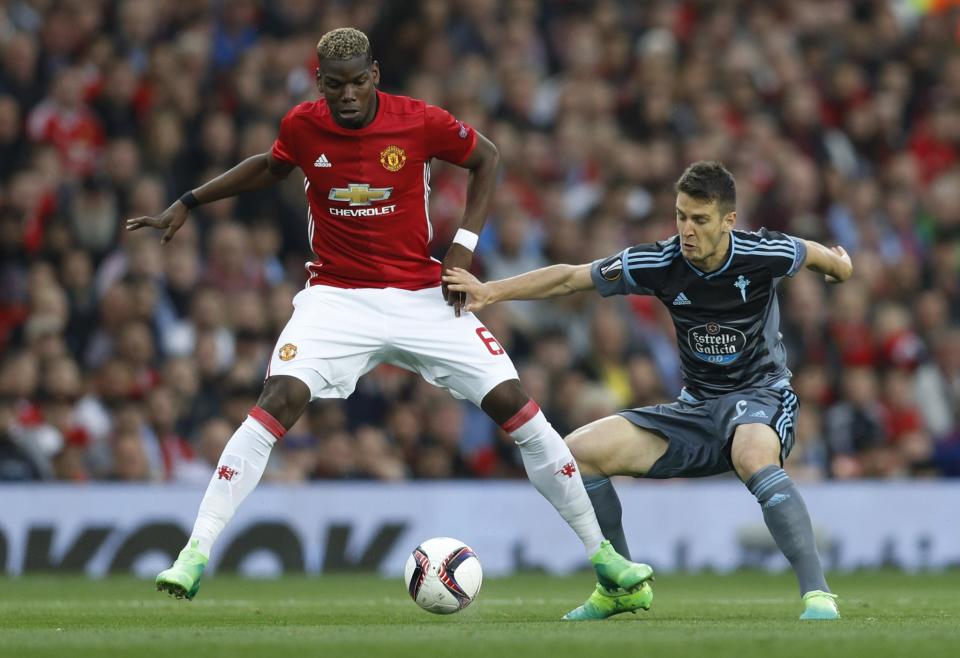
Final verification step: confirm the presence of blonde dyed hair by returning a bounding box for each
[316,27,372,62]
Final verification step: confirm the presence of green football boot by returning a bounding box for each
[156,540,208,600]
[562,581,654,621]
[799,590,840,620]
[591,540,654,591]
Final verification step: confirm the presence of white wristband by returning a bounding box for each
[452,228,479,252]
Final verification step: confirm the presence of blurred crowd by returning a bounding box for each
[1,0,959,484]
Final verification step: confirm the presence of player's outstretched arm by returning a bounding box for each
[801,239,853,284]
[125,151,295,244]
[442,263,595,313]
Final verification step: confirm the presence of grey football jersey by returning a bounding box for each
[591,229,807,399]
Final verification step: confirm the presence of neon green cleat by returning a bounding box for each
[156,540,208,600]
[800,590,840,620]
[591,540,654,591]
[562,581,654,621]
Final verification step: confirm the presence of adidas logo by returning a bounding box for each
[672,292,691,306]
[750,410,768,418]
[764,493,790,509]
[314,153,332,168]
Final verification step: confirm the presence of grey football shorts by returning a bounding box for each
[619,386,799,479]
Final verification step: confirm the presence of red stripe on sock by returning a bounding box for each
[249,406,286,440]
[500,400,541,433]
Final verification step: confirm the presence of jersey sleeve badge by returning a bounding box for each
[598,255,623,281]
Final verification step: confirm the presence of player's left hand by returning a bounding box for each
[441,244,473,316]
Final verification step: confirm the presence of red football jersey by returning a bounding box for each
[271,91,477,290]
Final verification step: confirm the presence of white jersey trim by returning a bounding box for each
[304,177,322,282]
[423,162,433,243]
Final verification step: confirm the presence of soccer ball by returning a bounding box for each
[404,537,482,614]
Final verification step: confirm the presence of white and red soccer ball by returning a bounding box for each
[404,537,482,614]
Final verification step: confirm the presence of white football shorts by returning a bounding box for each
[266,285,519,405]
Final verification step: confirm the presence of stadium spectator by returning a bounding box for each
[0,393,43,481]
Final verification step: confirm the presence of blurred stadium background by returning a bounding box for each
[1,0,959,585]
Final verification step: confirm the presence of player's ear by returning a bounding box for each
[315,66,323,93]
[723,210,736,231]
[371,61,380,86]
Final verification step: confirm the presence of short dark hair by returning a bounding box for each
[316,27,373,64]
[675,161,736,214]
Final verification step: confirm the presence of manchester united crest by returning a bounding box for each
[278,343,297,361]
[380,145,406,172]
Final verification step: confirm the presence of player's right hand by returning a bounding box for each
[442,267,492,313]
[824,245,853,284]
[125,201,189,244]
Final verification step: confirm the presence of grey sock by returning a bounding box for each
[746,465,829,595]
[583,476,630,559]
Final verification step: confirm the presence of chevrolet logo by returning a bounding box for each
[328,184,393,206]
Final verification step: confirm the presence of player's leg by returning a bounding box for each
[481,382,653,600]
[481,380,603,554]
[567,398,741,620]
[156,375,310,599]
[390,292,599,555]
[389,290,652,610]
[480,381,644,567]
[582,476,627,557]
[548,416,667,621]
[159,285,383,600]
[730,422,838,620]
[559,415,667,620]
[573,397,734,561]
[565,415,668,558]
[185,375,309,555]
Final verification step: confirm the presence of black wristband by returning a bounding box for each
[179,191,200,209]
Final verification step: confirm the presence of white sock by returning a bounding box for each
[186,413,278,557]
[505,402,605,556]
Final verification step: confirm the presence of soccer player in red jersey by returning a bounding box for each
[128,28,652,607]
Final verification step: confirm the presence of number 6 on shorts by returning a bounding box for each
[476,327,504,355]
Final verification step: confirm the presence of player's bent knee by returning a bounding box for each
[566,416,668,477]
[565,430,602,474]
[733,453,776,481]
[731,424,781,480]
[257,375,311,428]
[480,379,530,426]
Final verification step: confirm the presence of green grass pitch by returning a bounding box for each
[1,572,958,658]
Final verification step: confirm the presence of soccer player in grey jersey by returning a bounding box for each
[444,161,852,621]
